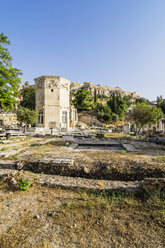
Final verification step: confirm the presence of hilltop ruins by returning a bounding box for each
[71,81,140,99]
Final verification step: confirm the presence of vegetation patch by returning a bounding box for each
[0,147,8,151]
[17,178,30,191]
[153,156,165,163]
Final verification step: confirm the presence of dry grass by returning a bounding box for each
[0,135,165,247]
[104,132,131,139]
[0,182,164,248]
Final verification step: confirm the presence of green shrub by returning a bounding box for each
[17,178,30,191]
[96,103,112,122]
[111,113,119,122]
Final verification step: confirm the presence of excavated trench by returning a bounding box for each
[0,159,164,194]
[24,159,165,182]
[76,145,124,151]
[75,139,125,151]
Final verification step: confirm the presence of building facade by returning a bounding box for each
[35,75,77,131]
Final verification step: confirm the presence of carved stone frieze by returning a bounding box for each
[61,82,69,91]
[46,80,59,89]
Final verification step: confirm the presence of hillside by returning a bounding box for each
[71,81,140,99]
[77,111,102,126]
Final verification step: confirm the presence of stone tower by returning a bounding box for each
[34,75,70,131]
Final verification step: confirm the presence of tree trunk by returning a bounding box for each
[23,125,27,133]
[137,125,143,135]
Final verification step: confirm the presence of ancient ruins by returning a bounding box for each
[71,81,140,99]
[35,75,77,132]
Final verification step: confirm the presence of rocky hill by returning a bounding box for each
[71,81,140,99]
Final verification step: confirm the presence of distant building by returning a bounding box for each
[35,75,77,131]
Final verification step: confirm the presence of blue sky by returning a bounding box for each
[1,0,165,100]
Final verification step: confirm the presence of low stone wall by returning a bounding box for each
[26,158,74,174]
[0,113,18,126]
[0,158,165,183]
[142,178,165,194]
[0,157,163,181]
[27,159,165,181]
[0,169,164,195]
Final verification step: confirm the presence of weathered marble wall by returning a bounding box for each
[35,75,72,131]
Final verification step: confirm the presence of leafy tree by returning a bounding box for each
[157,95,165,114]
[20,86,35,109]
[159,101,165,114]
[17,107,38,132]
[131,103,163,133]
[0,33,22,111]
[135,97,148,104]
[111,113,119,122]
[107,94,128,120]
[123,95,133,107]
[97,94,108,99]
[73,88,93,110]
[96,103,112,121]
[157,95,163,105]
[24,81,29,87]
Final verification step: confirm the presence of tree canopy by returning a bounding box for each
[20,85,35,110]
[17,107,38,132]
[96,103,112,122]
[135,97,149,104]
[131,103,164,133]
[107,94,128,120]
[157,95,165,114]
[73,88,93,110]
[0,33,22,111]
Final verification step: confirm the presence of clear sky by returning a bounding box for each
[1,0,165,100]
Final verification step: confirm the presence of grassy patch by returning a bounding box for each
[153,156,165,163]
[120,150,127,155]
[104,132,131,139]
[0,147,8,151]
[59,190,132,214]
[4,155,19,160]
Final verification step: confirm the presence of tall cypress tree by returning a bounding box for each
[94,89,97,103]
[114,95,117,113]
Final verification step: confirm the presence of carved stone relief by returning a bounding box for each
[46,80,59,89]
[61,82,69,91]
